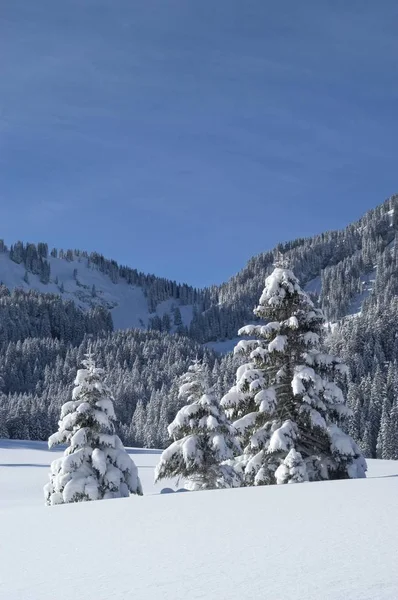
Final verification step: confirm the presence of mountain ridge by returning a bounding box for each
[1,193,397,343]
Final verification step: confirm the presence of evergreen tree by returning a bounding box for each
[376,394,393,459]
[362,366,385,458]
[161,313,171,333]
[221,267,367,486]
[384,399,398,460]
[155,361,241,490]
[130,399,146,447]
[40,260,51,284]
[44,352,142,505]
[173,307,186,335]
[275,448,308,484]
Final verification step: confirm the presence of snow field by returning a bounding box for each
[0,440,397,600]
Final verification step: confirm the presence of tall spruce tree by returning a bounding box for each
[384,399,398,460]
[44,352,142,505]
[155,360,241,490]
[377,394,393,459]
[221,267,367,486]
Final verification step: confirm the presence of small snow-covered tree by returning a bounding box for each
[44,352,142,505]
[221,267,367,486]
[275,449,308,484]
[155,360,241,490]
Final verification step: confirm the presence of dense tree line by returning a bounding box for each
[7,241,51,284]
[0,327,234,449]
[330,295,398,460]
[0,287,112,347]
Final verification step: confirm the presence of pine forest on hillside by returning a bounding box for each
[0,195,398,460]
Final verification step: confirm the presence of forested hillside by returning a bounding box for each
[191,194,398,342]
[0,325,237,449]
[0,241,203,332]
[1,194,397,342]
[1,194,398,458]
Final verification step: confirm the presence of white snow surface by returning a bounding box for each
[0,439,398,599]
[0,253,193,331]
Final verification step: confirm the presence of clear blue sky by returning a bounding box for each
[1,1,398,287]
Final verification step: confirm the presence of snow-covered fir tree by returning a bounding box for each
[221,267,367,486]
[155,360,241,491]
[44,352,142,505]
[383,398,398,460]
[377,394,393,459]
[275,448,308,484]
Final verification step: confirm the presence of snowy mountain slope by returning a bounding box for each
[155,298,193,327]
[0,252,193,331]
[305,269,376,321]
[0,440,397,600]
[347,269,376,316]
[1,195,397,345]
[203,196,398,346]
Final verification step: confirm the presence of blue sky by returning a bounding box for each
[1,1,398,287]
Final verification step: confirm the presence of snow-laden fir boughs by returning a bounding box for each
[275,449,308,484]
[44,353,142,505]
[155,360,241,491]
[221,267,367,486]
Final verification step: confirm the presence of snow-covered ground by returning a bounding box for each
[0,440,397,599]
